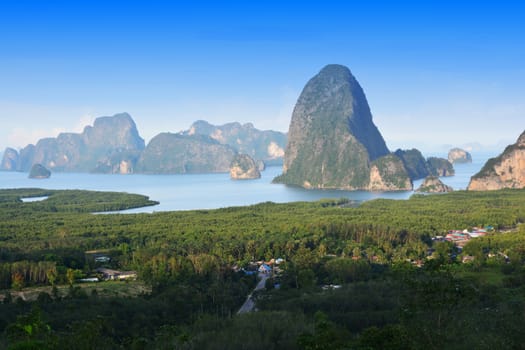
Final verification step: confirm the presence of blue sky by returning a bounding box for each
[1,0,524,153]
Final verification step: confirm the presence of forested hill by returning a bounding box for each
[1,188,525,348]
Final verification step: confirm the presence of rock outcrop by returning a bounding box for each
[136,133,236,174]
[394,149,457,181]
[274,64,396,190]
[4,113,145,173]
[1,148,19,171]
[394,149,430,180]
[229,154,261,180]
[416,176,453,193]
[448,148,472,164]
[185,120,286,166]
[468,130,525,190]
[28,164,51,179]
[427,157,455,177]
[368,154,412,191]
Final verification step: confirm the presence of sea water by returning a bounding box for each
[0,152,497,212]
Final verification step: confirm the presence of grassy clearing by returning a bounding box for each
[458,266,506,286]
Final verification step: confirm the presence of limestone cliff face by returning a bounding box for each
[468,131,525,190]
[368,155,412,191]
[448,148,472,164]
[392,149,458,181]
[18,145,35,172]
[82,113,144,151]
[92,156,138,174]
[229,154,261,180]
[3,113,288,175]
[136,133,236,174]
[394,149,429,180]
[416,176,453,193]
[275,64,392,190]
[185,120,286,166]
[1,148,19,171]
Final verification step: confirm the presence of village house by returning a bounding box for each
[78,277,99,283]
[96,268,137,281]
[258,264,272,274]
[94,255,111,263]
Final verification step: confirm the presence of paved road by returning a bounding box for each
[237,272,269,314]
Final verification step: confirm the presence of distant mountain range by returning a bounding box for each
[1,114,287,174]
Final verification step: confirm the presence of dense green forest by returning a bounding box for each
[1,188,525,349]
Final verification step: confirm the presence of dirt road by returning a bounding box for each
[237,272,269,314]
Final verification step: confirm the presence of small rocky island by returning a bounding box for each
[448,148,472,164]
[29,164,51,179]
[229,154,261,180]
[416,176,453,193]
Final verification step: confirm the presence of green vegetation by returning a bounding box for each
[275,64,389,190]
[0,188,158,215]
[471,138,525,179]
[394,148,429,180]
[427,157,455,177]
[186,120,287,165]
[136,133,236,174]
[370,154,411,189]
[416,176,453,193]
[1,188,525,348]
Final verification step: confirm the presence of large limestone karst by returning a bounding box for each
[274,64,408,190]
[2,113,145,173]
[468,130,525,190]
[394,149,430,180]
[184,120,286,166]
[136,133,236,174]
[2,114,288,175]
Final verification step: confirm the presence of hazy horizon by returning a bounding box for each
[1,1,524,154]
[0,111,514,156]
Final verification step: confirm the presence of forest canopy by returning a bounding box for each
[1,188,525,349]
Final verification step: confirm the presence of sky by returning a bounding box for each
[1,0,524,154]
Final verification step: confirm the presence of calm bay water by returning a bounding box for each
[0,152,496,212]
